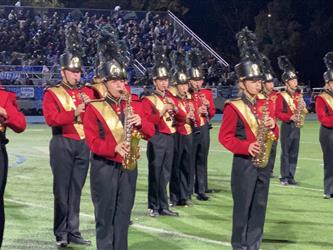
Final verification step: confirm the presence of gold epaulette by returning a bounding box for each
[224,97,241,106]
[257,93,266,100]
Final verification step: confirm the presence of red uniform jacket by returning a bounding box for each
[316,91,333,128]
[219,98,279,156]
[192,88,216,126]
[83,98,154,163]
[276,91,302,123]
[43,84,95,140]
[0,89,26,133]
[142,92,186,135]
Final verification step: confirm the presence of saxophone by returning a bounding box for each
[121,91,143,171]
[294,89,307,128]
[252,97,277,168]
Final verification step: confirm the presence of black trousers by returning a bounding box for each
[280,122,300,181]
[0,145,8,248]
[90,155,132,250]
[319,126,333,196]
[147,133,174,210]
[49,135,89,241]
[231,155,271,250]
[191,123,210,195]
[170,133,193,203]
[268,141,278,174]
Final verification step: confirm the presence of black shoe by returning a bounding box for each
[197,193,209,201]
[288,179,298,185]
[205,189,214,193]
[56,239,68,247]
[68,235,91,246]
[148,209,160,217]
[178,199,193,207]
[159,209,179,216]
[169,201,177,207]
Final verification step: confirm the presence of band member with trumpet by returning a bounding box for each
[259,56,279,178]
[276,56,308,186]
[142,44,185,217]
[84,58,153,250]
[42,26,93,247]
[0,87,26,248]
[316,52,333,199]
[187,49,216,200]
[219,27,279,250]
[168,52,199,206]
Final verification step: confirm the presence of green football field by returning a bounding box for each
[2,120,333,250]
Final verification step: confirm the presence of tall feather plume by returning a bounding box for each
[324,52,333,70]
[261,55,274,74]
[277,55,295,72]
[65,23,84,57]
[187,48,202,68]
[170,50,187,74]
[235,26,261,62]
[96,26,120,65]
[153,41,169,68]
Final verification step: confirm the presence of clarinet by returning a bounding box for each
[185,92,200,134]
[200,94,213,129]
[164,95,177,127]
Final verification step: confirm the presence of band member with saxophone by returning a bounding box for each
[142,44,185,217]
[316,52,333,199]
[259,55,279,178]
[168,52,199,206]
[187,49,216,200]
[42,26,93,247]
[0,87,26,248]
[83,45,153,249]
[219,27,279,250]
[276,56,308,186]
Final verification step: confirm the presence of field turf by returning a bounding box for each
[2,120,333,250]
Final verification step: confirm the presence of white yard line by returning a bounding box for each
[4,198,231,247]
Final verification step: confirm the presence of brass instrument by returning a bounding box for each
[294,89,307,128]
[252,97,277,168]
[121,91,142,171]
[200,94,213,129]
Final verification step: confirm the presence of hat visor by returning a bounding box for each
[63,67,82,73]
[242,76,263,81]
[153,76,169,80]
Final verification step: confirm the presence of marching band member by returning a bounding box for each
[42,26,93,247]
[259,56,279,177]
[188,49,216,200]
[276,56,308,186]
[83,45,153,249]
[219,27,279,250]
[168,52,199,206]
[0,87,26,248]
[316,52,333,199]
[142,45,185,217]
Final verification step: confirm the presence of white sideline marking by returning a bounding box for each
[4,198,231,247]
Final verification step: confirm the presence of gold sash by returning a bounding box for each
[48,86,85,139]
[319,92,333,111]
[280,92,296,112]
[90,101,124,144]
[229,99,258,137]
[178,100,192,134]
[146,95,176,133]
[91,83,108,98]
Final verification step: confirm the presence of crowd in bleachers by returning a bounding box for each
[0,6,226,86]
